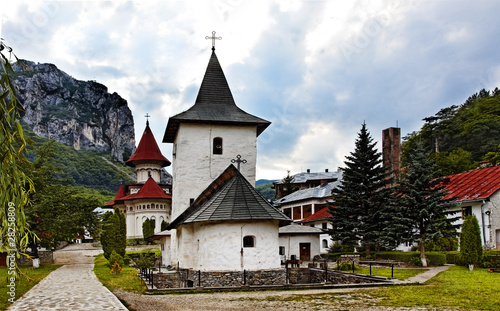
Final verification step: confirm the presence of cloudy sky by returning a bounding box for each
[2,0,500,180]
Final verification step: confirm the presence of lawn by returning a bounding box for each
[369,266,500,310]
[93,253,147,294]
[0,264,61,311]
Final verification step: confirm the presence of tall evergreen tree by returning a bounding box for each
[328,123,393,256]
[460,215,483,269]
[398,143,459,266]
[101,208,126,259]
[142,218,155,243]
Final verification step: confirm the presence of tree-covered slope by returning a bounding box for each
[23,124,135,198]
[402,87,500,175]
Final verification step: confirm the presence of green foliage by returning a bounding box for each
[133,253,154,269]
[328,123,396,256]
[101,208,126,259]
[93,254,146,294]
[279,170,297,198]
[142,218,155,243]
[408,257,423,266]
[255,181,275,201]
[402,87,500,174]
[398,143,459,266]
[160,220,169,231]
[22,141,100,251]
[22,126,134,197]
[460,215,483,266]
[337,261,356,271]
[1,42,34,275]
[106,250,125,269]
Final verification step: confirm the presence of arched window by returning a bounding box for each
[243,236,255,248]
[213,137,223,155]
[322,239,328,249]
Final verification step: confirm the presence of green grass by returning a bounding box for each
[368,266,500,309]
[0,265,61,311]
[355,267,427,280]
[93,254,147,294]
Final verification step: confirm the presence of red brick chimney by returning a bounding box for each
[382,127,401,182]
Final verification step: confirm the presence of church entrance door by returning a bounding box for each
[299,243,311,261]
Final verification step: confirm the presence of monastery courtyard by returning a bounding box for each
[7,244,452,311]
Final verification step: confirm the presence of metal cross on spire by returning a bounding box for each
[145,113,150,125]
[205,31,222,51]
[231,154,247,171]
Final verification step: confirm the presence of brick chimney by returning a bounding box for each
[382,127,401,182]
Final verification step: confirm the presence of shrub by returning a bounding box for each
[337,261,356,271]
[408,257,423,266]
[110,262,123,274]
[133,253,154,269]
[329,242,343,253]
[426,252,447,266]
[460,215,483,267]
[107,250,125,270]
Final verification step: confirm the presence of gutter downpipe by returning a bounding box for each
[481,200,487,249]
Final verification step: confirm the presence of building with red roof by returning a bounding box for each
[105,121,172,239]
[441,165,500,249]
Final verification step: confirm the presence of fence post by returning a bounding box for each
[391,264,394,278]
[352,259,355,273]
[370,262,372,276]
[243,269,247,286]
[198,270,201,287]
[285,262,289,284]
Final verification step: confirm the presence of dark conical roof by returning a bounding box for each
[127,122,171,167]
[163,51,270,143]
[167,165,291,229]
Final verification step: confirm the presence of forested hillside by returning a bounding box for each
[402,87,500,175]
[23,124,135,199]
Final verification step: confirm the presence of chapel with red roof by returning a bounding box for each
[105,120,172,239]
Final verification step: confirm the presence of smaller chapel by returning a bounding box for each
[104,120,172,239]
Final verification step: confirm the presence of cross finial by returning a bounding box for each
[145,113,150,125]
[231,154,247,171]
[205,31,222,51]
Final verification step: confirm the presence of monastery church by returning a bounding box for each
[107,40,291,272]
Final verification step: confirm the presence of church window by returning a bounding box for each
[322,239,328,248]
[322,222,328,230]
[147,204,150,209]
[462,206,472,219]
[279,246,285,256]
[243,235,255,248]
[213,137,223,155]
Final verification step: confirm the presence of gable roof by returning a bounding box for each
[104,184,126,207]
[279,223,323,234]
[163,51,270,143]
[275,181,341,206]
[119,177,171,201]
[167,165,291,229]
[275,170,342,185]
[300,207,332,223]
[126,122,171,167]
[442,165,500,202]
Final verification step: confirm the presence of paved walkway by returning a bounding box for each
[8,245,128,311]
[397,265,451,284]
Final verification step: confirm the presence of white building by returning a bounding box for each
[105,121,172,239]
[279,223,323,262]
[162,46,290,270]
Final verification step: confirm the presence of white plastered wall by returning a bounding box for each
[278,234,321,261]
[176,220,280,271]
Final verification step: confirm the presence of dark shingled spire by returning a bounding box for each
[163,51,270,143]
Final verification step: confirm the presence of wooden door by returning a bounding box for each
[299,243,311,261]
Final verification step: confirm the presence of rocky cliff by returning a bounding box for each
[14,60,136,162]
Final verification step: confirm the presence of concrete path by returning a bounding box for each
[8,244,128,311]
[397,265,451,284]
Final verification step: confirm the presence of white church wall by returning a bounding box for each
[171,124,257,220]
[124,201,171,239]
[177,220,280,271]
[160,236,171,266]
[135,163,162,183]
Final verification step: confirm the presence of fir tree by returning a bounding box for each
[398,143,459,266]
[142,218,155,243]
[101,208,126,259]
[328,123,393,256]
[460,215,483,269]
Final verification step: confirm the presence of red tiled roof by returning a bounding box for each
[104,184,126,207]
[300,207,332,223]
[442,165,500,202]
[126,122,171,167]
[120,177,171,201]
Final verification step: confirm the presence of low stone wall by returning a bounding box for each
[19,251,54,265]
[154,269,286,289]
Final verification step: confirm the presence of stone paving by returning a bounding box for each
[7,244,128,311]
